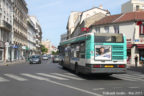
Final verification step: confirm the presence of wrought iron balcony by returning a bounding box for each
[0,20,12,31]
[0,8,2,15]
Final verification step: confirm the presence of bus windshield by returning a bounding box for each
[95,33,123,43]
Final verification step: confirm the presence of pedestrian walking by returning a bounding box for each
[135,55,138,67]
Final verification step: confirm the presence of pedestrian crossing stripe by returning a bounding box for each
[112,75,137,81]
[0,73,144,82]
[51,73,84,80]
[133,74,144,78]
[4,74,28,81]
[113,74,144,82]
[37,73,69,80]
[120,74,144,81]
[21,73,48,80]
[0,77,9,82]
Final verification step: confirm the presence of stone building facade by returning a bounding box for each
[27,16,37,56]
[122,0,144,13]
[0,0,13,63]
[12,0,28,60]
[89,11,144,67]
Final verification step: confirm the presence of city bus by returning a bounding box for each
[59,33,127,75]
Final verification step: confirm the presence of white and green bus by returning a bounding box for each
[59,33,127,75]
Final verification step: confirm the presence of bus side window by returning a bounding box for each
[70,44,78,58]
[59,46,65,57]
[80,42,85,58]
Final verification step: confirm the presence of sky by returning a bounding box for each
[26,0,129,46]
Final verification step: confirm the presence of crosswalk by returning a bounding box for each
[4,74,28,81]
[51,73,84,80]
[0,73,144,83]
[0,77,9,82]
[112,74,144,82]
[37,73,69,80]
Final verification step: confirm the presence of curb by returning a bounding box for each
[0,60,27,66]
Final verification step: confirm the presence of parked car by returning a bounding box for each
[29,55,41,64]
[42,55,49,60]
[53,55,60,63]
[47,55,51,59]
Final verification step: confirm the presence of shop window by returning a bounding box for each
[139,25,144,35]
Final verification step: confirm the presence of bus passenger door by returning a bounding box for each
[64,48,71,68]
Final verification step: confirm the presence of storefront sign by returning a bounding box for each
[22,46,26,50]
[81,27,90,32]
[26,47,29,50]
[135,39,139,42]
[12,45,18,49]
[137,21,142,25]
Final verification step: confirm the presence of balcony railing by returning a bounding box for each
[0,8,2,14]
[0,20,12,31]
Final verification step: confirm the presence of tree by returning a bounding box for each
[52,51,59,55]
[41,45,48,54]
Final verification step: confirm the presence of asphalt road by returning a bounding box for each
[0,60,144,96]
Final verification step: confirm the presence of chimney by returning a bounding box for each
[99,5,103,9]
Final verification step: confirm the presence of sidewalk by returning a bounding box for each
[0,60,26,66]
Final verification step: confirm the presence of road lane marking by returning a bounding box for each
[21,74,103,96]
[44,79,103,96]
[129,87,139,89]
[93,88,105,91]
[4,74,27,81]
[37,73,69,80]
[21,73,48,80]
[0,77,9,82]
[51,73,84,80]
[64,73,77,76]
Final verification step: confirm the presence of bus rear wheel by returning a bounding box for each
[75,65,80,75]
[61,61,66,69]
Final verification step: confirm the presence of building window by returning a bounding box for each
[96,27,100,33]
[139,25,144,35]
[136,5,140,11]
[142,6,144,10]
[80,42,85,58]
[104,26,109,33]
[114,25,119,33]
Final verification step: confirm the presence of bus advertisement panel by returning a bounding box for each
[95,45,112,61]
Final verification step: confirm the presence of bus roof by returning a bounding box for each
[60,33,124,46]
[60,33,94,46]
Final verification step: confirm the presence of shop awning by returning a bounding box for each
[136,44,144,49]
[127,44,133,49]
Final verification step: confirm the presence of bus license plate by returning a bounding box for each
[105,65,114,68]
